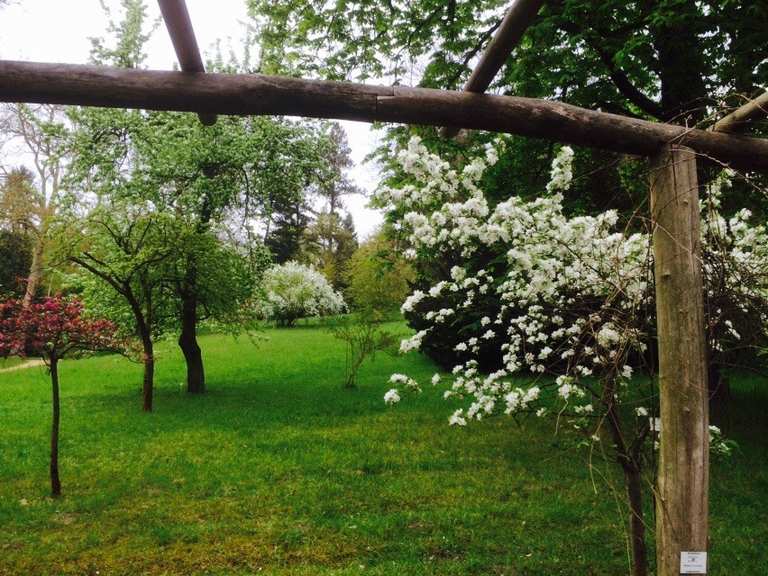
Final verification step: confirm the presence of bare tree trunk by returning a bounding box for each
[624,464,648,576]
[141,335,154,412]
[604,379,648,576]
[22,234,44,307]
[179,289,205,394]
[49,354,61,497]
[650,145,709,576]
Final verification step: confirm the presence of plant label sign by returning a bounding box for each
[680,551,707,574]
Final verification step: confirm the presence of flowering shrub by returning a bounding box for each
[700,170,768,375]
[375,136,768,574]
[379,137,768,426]
[709,424,738,457]
[260,261,346,326]
[383,373,421,404]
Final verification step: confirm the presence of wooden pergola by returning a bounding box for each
[2,1,766,574]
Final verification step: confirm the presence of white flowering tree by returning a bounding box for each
[377,137,768,576]
[259,261,346,326]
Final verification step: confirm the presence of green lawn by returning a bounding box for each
[0,356,26,370]
[0,324,766,575]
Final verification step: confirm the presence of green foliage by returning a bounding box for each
[69,1,347,350]
[248,0,510,83]
[264,122,360,269]
[89,0,157,68]
[181,231,259,331]
[265,186,315,264]
[303,211,358,291]
[61,206,180,344]
[0,167,37,232]
[69,108,327,226]
[249,0,768,218]
[331,311,397,388]
[62,204,263,340]
[249,0,767,117]
[0,104,72,302]
[0,229,31,297]
[67,109,324,334]
[346,230,414,314]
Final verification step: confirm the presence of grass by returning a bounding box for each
[0,322,766,575]
[0,356,26,370]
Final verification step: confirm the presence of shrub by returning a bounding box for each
[346,230,414,315]
[260,261,346,326]
[331,309,397,388]
[377,138,766,576]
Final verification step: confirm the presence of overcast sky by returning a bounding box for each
[0,0,385,238]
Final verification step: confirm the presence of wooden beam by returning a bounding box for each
[1,60,768,170]
[442,0,544,138]
[157,0,216,125]
[713,90,768,133]
[650,145,709,576]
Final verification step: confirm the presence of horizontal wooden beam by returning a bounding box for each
[157,0,216,125]
[443,0,544,138]
[1,60,767,171]
[713,91,768,133]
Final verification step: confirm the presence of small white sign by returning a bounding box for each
[680,551,707,574]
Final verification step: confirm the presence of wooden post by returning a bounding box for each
[2,61,768,171]
[442,0,544,138]
[157,0,217,125]
[713,90,768,133]
[650,145,709,576]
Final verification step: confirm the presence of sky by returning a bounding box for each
[0,0,385,238]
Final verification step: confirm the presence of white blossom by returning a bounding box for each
[259,262,345,323]
[449,409,467,426]
[546,146,574,193]
[384,389,401,405]
[377,138,766,461]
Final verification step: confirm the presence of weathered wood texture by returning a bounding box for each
[650,145,709,576]
[442,0,544,138]
[713,90,768,133]
[1,60,768,171]
[157,0,216,125]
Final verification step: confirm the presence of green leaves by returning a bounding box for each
[248,0,509,85]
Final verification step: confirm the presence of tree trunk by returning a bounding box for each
[707,362,730,403]
[179,290,205,394]
[650,145,709,576]
[178,245,205,395]
[49,355,61,497]
[141,335,154,412]
[604,379,648,576]
[624,464,648,576]
[652,1,708,124]
[22,235,44,308]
